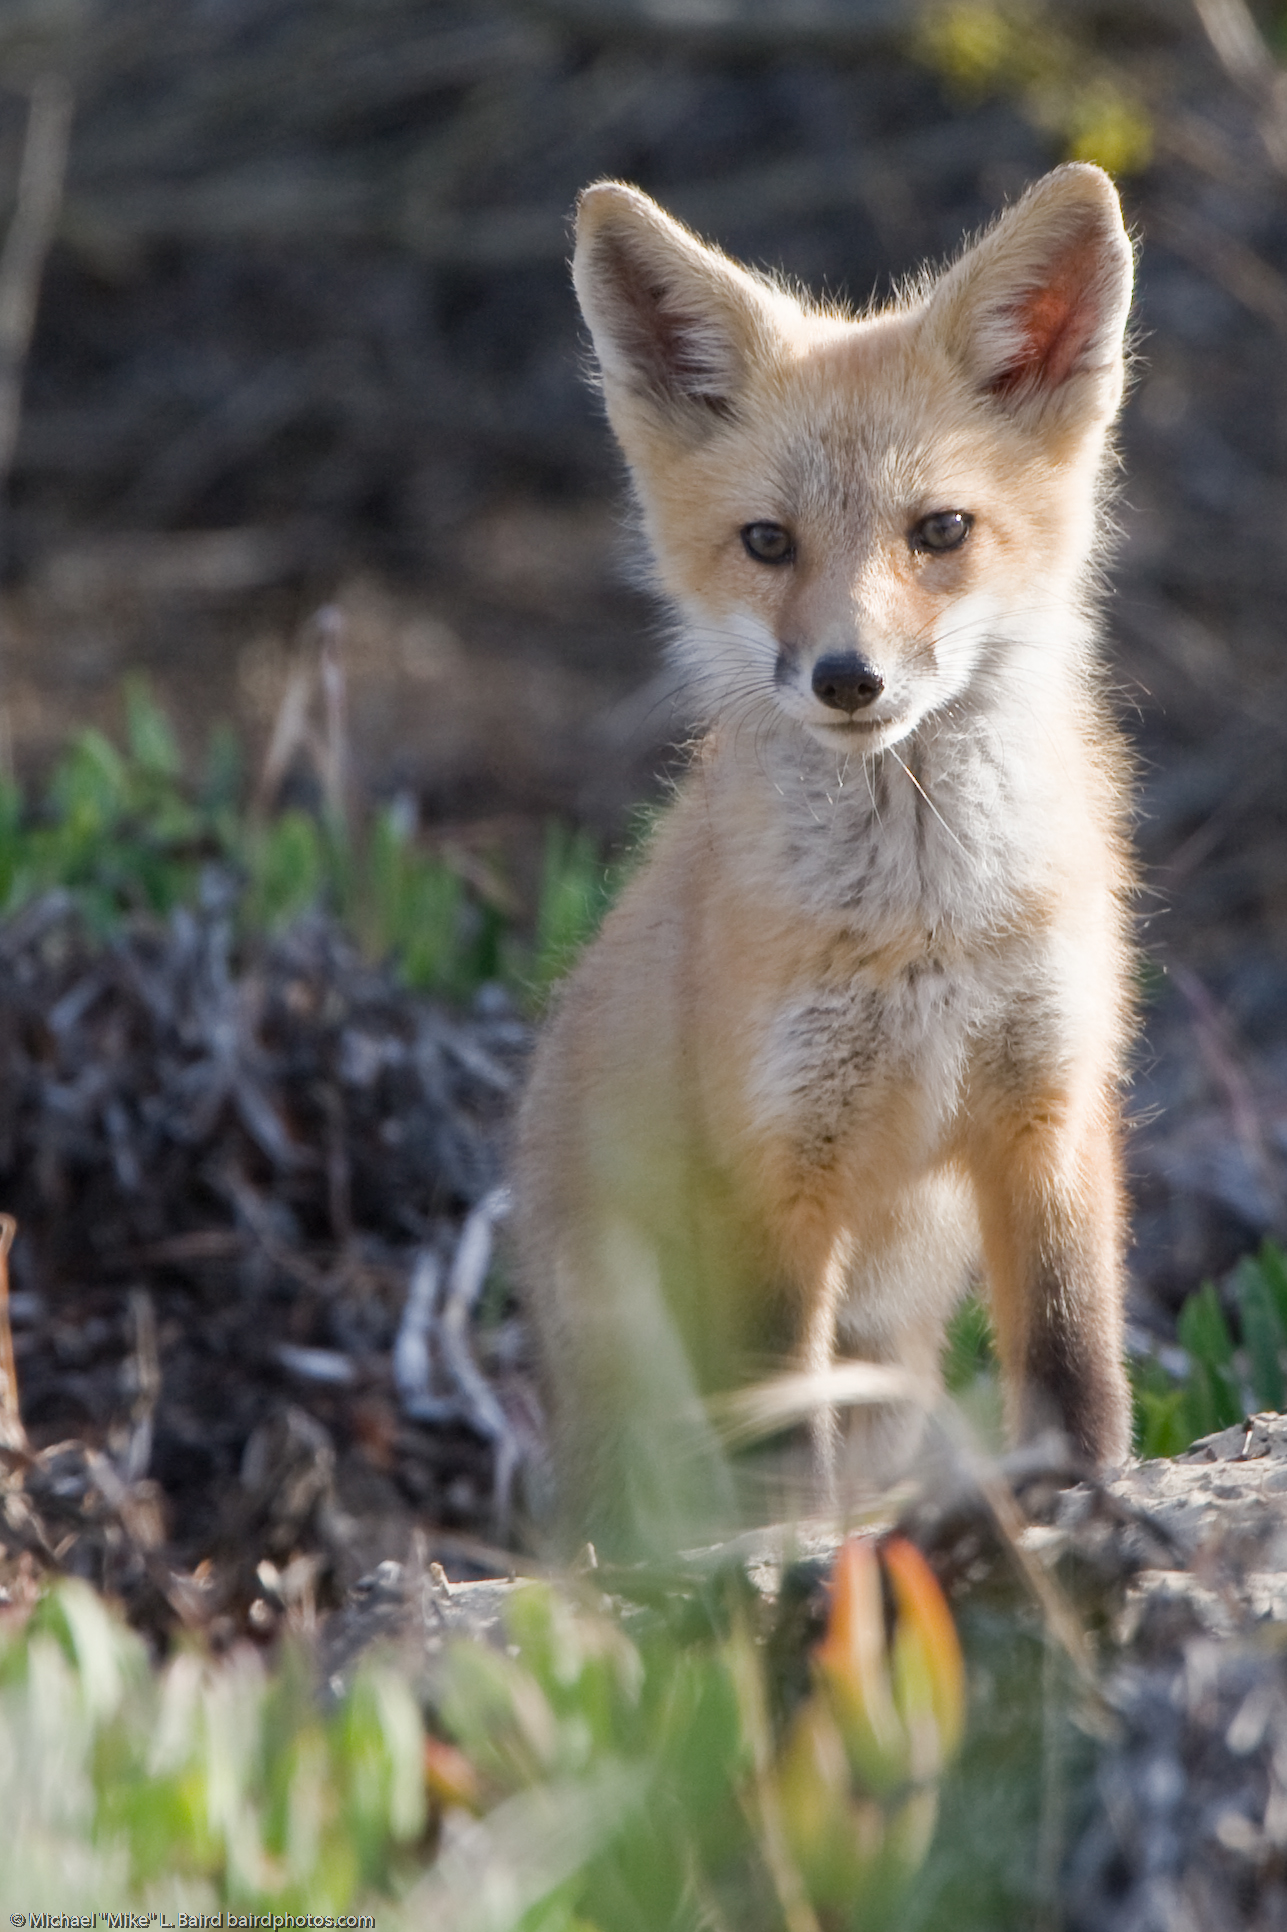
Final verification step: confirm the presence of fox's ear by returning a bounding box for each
[573,182,788,429]
[924,164,1133,430]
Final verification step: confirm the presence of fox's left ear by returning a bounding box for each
[924,164,1133,432]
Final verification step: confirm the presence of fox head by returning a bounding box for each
[572,167,1133,755]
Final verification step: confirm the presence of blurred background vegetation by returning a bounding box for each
[2,0,1287,1446]
[1,3,1287,1920]
[2,0,1286,1318]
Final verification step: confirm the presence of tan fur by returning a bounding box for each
[516,166,1137,1555]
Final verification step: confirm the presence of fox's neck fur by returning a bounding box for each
[686,601,1107,948]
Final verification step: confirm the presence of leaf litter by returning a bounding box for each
[0,877,537,1645]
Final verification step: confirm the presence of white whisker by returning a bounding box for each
[887,747,972,856]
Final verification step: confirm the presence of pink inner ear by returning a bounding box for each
[988,235,1106,397]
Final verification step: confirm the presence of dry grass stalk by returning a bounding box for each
[0,1214,24,1453]
[0,74,71,492]
[254,605,352,824]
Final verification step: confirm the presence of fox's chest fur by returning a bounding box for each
[697,694,1105,1183]
[750,952,974,1173]
[515,163,1138,1555]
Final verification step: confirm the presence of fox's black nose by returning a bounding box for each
[811,653,885,713]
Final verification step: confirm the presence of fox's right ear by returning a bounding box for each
[572,183,788,434]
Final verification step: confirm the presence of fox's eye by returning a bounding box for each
[741,522,795,565]
[910,510,973,554]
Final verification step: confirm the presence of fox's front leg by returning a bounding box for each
[965,1094,1132,1469]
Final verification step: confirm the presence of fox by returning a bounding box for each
[515,164,1137,1556]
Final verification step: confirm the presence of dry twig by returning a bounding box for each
[1192,0,1287,171]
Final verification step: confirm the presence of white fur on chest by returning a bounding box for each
[747,946,995,1172]
[737,710,1078,1170]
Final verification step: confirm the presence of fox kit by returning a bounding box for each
[516,165,1136,1554]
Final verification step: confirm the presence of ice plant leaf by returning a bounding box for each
[424,1736,483,1814]
[776,1697,890,1913]
[814,1535,908,1795]
[882,1537,966,1770]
